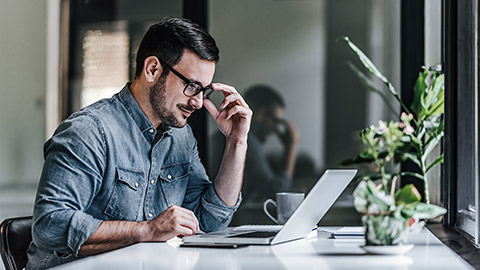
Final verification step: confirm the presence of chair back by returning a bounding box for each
[0,216,33,270]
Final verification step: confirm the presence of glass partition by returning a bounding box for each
[207,0,400,226]
[65,0,401,227]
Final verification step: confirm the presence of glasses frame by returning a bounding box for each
[159,59,214,98]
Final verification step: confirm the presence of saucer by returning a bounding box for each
[361,244,414,255]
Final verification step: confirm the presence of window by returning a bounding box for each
[443,0,480,244]
[207,0,401,226]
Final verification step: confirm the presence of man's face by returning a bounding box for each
[149,51,215,128]
[255,105,284,140]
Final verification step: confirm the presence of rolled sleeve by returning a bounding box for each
[201,185,242,224]
[67,211,103,255]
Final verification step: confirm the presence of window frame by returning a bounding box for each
[442,0,480,244]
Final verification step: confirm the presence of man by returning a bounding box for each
[26,18,252,269]
[242,85,299,203]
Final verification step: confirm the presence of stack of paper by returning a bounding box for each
[331,226,365,239]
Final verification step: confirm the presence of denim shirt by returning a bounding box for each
[26,84,241,269]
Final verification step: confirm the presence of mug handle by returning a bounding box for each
[263,199,278,224]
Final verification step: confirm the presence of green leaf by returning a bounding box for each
[422,131,444,163]
[425,73,444,109]
[426,93,445,117]
[400,207,416,219]
[340,36,411,115]
[419,74,444,122]
[425,154,444,173]
[395,184,421,205]
[411,69,428,116]
[347,62,400,115]
[400,171,425,181]
[402,152,422,168]
[410,203,447,220]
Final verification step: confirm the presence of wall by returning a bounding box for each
[0,0,47,186]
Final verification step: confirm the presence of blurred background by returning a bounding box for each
[0,0,441,254]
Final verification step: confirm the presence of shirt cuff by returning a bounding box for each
[201,185,242,223]
[66,211,103,256]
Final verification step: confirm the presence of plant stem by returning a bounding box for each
[419,142,430,204]
[390,176,397,196]
[423,166,430,204]
[380,164,388,193]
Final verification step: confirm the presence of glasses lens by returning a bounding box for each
[185,83,201,97]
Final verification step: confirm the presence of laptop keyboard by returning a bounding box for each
[228,231,278,238]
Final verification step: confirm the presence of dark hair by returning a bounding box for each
[244,84,285,112]
[134,17,220,79]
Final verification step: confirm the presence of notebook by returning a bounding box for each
[182,169,357,245]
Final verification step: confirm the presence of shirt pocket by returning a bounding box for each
[104,166,145,221]
[159,162,192,206]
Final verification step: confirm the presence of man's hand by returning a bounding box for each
[146,205,199,240]
[79,205,199,255]
[276,119,300,148]
[203,83,252,143]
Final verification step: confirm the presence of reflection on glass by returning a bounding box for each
[242,85,299,204]
[208,0,400,226]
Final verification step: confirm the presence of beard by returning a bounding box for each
[149,77,195,128]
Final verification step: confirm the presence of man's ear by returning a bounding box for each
[143,56,161,83]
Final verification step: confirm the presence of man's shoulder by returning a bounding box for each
[64,95,123,127]
[54,96,121,137]
[77,95,120,119]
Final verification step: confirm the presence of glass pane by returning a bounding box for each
[208,0,400,226]
[67,0,182,114]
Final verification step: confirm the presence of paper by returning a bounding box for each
[331,226,365,239]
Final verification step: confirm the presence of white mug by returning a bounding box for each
[263,192,305,225]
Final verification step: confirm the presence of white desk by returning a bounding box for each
[53,227,473,270]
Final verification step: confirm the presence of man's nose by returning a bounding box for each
[188,92,203,109]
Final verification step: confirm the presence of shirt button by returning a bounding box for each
[149,129,154,134]
[167,175,172,180]
[150,179,155,184]
[134,182,139,188]
[148,213,153,218]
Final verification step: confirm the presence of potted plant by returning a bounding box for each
[340,36,446,248]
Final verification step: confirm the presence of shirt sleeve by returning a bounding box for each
[32,111,105,256]
[181,127,241,233]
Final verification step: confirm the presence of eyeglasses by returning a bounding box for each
[159,60,214,98]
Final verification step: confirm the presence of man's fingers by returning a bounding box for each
[203,99,219,118]
[175,224,194,237]
[184,209,200,232]
[220,93,242,109]
[226,105,253,121]
[175,216,198,235]
[170,205,199,233]
[212,83,248,108]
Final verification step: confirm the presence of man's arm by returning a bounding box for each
[79,205,199,255]
[203,83,253,206]
[277,119,300,176]
[33,113,200,257]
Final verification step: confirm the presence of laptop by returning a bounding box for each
[182,169,357,245]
